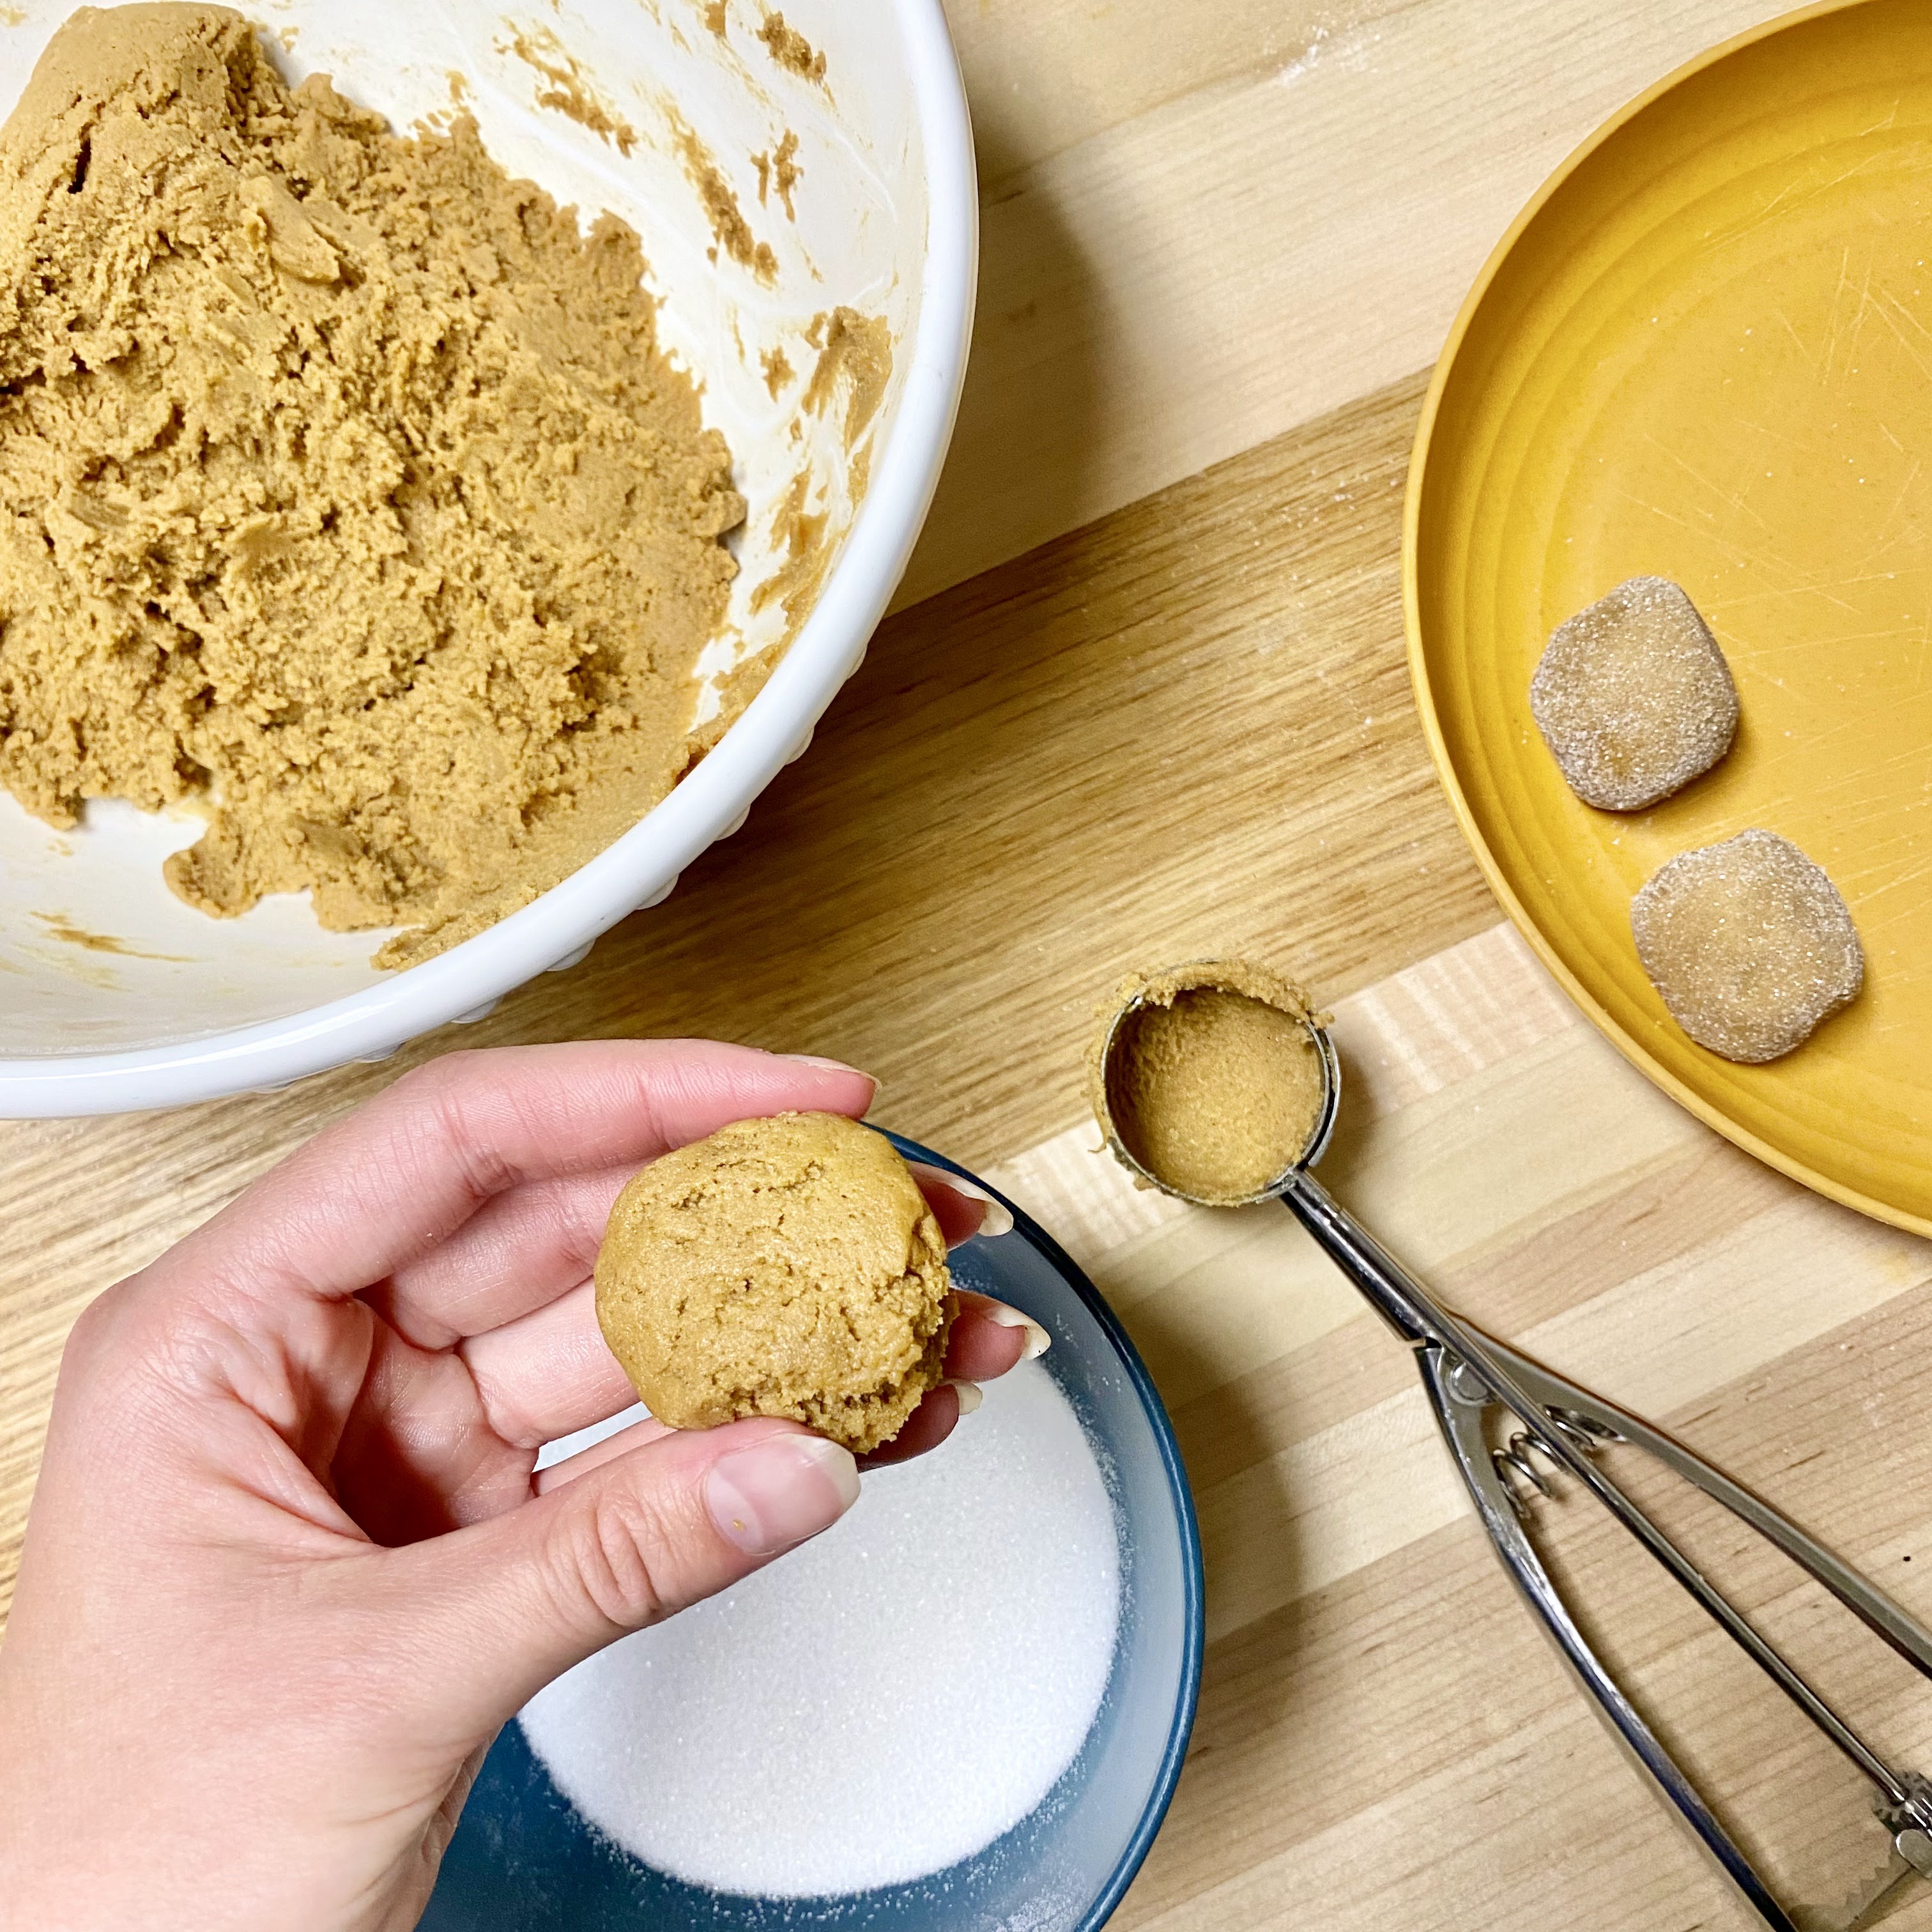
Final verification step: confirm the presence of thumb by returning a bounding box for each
[387,1418,860,1736]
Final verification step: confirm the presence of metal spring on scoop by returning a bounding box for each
[1086,973,1932,1932]
[1492,1406,1623,1514]
[1268,1138,1932,1932]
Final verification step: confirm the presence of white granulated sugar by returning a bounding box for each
[520,1360,1121,1897]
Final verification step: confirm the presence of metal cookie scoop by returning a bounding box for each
[1098,968,1932,1932]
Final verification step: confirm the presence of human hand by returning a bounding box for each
[0,1042,1039,1932]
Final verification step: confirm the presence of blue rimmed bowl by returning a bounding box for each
[424,1133,1204,1932]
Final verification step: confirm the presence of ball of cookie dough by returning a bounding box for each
[1630,829,1864,1063]
[1531,577,1739,811]
[595,1112,955,1454]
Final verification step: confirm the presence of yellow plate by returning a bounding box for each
[1407,0,1932,1237]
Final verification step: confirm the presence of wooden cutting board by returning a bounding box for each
[997,921,1932,1932]
[6,3,1928,1928]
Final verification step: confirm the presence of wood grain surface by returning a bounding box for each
[900,0,1797,606]
[3,4,1922,1929]
[998,927,1932,1932]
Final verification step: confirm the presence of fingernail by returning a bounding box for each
[937,1173,1015,1239]
[947,1379,983,1415]
[706,1435,860,1557]
[985,1303,1051,1359]
[781,1053,873,1078]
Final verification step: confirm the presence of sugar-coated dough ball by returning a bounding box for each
[1630,829,1863,1062]
[1531,577,1739,811]
[595,1112,954,1454]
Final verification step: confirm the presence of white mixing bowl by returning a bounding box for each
[0,0,976,1114]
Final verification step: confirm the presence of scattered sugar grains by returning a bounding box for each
[1630,829,1863,1063]
[1531,577,1739,811]
[521,1361,1121,1896]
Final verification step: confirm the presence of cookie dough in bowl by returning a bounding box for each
[0,0,976,1114]
[1,6,745,973]
[595,1112,956,1455]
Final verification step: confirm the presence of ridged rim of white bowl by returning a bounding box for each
[0,0,979,1117]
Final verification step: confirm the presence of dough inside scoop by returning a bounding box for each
[1630,828,1864,1063]
[1091,959,1328,1205]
